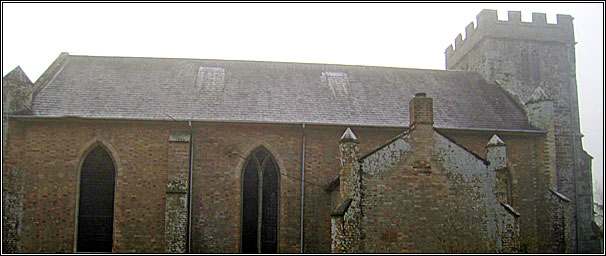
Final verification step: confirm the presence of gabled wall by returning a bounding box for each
[330,93,528,253]
[350,127,518,253]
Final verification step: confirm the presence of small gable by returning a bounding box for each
[3,66,32,85]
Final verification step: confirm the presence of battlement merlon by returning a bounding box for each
[445,9,575,69]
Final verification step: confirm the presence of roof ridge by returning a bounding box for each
[66,53,482,73]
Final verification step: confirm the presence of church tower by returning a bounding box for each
[445,9,596,253]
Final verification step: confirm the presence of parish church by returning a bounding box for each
[2,9,601,253]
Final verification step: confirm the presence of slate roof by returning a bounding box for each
[28,54,537,131]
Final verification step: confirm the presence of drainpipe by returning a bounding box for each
[300,123,306,253]
[187,120,194,253]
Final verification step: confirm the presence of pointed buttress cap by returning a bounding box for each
[486,134,505,147]
[340,127,360,144]
[526,87,551,105]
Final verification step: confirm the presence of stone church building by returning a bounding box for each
[2,9,601,253]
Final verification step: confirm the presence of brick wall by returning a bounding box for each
[4,119,172,252]
[188,122,400,253]
[3,118,401,253]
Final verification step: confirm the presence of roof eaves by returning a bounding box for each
[434,126,545,134]
[10,114,412,129]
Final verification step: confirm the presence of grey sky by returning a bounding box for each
[2,3,603,201]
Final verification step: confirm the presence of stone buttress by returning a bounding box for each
[330,127,362,253]
[165,130,191,253]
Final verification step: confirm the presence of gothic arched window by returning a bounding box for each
[76,146,115,252]
[242,147,279,253]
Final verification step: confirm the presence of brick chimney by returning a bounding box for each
[409,93,434,127]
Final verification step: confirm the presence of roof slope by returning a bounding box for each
[30,54,536,131]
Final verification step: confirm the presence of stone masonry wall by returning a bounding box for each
[2,67,33,150]
[2,122,27,253]
[2,69,33,253]
[357,125,512,253]
[445,10,593,252]
[164,130,191,253]
[437,129,565,252]
[449,39,584,250]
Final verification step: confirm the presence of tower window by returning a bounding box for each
[521,50,540,81]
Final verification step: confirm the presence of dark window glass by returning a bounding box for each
[255,149,267,163]
[77,146,115,252]
[242,147,279,253]
[242,158,259,253]
[261,158,278,253]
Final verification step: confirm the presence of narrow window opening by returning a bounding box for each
[242,147,279,253]
[530,50,541,81]
[521,50,530,80]
[76,146,115,252]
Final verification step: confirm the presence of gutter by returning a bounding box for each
[10,115,547,134]
[300,123,306,253]
[7,115,406,129]
[434,127,546,134]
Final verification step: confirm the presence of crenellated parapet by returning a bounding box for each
[445,9,574,69]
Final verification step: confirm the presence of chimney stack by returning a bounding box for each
[409,93,434,127]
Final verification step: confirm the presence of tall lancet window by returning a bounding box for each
[521,49,541,82]
[242,147,279,253]
[76,146,115,252]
